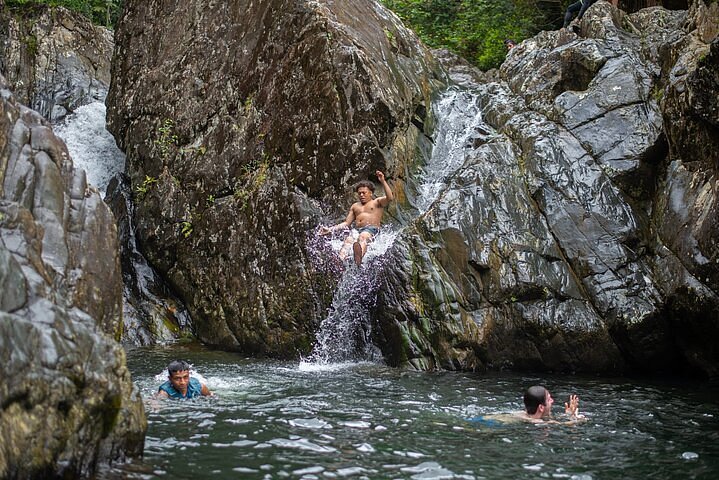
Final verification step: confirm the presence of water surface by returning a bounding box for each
[111,345,719,479]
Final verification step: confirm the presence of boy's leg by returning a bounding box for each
[339,234,354,260]
[353,231,374,266]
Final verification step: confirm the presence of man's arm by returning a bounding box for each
[201,383,213,397]
[319,207,355,235]
[155,389,169,399]
[376,170,393,207]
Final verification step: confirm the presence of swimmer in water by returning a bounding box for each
[155,360,213,399]
[468,385,584,425]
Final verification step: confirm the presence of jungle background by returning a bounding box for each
[4,0,572,70]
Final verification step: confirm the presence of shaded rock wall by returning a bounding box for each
[0,5,113,122]
[108,0,717,376]
[374,1,718,376]
[107,0,443,355]
[0,77,145,478]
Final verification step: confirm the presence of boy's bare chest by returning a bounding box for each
[354,202,378,215]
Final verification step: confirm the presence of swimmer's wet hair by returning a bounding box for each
[167,360,191,376]
[523,385,548,414]
[354,180,375,192]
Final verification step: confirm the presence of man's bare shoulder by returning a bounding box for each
[468,412,527,426]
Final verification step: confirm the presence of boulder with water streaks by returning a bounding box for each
[0,77,145,478]
[107,0,444,355]
[374,1,719,376]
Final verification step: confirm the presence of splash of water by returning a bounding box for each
[301,228,398,367]
[53,101,125,196]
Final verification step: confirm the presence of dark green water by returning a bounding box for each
[110,344,719,479]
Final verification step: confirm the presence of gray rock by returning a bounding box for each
[0,77,145,478]
[0,6,113,122]
[374,1,719,375]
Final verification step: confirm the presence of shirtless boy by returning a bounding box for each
[319,170,394,266]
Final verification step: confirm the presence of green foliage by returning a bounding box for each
[381,0,548,70]
[180,221,193,238]
[6,0,124,28]
[135,175,157,200]
[155,119,179,159]
[234,158,269,209]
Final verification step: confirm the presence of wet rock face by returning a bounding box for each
[0,79,145,478]
[374,1,719,376]
[0,5,113,122]
[107,0,442,355]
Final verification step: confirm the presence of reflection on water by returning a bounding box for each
[111,345,719,479]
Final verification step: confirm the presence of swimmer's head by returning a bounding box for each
[524,385,553,417]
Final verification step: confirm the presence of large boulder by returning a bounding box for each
[0,77,145,478]
[0,5,113,122]
[107,0,443,355]
[374,1,719,376]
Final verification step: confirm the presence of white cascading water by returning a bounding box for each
[301,228,398,369]
[54,102,125,195]
[54,100,190,344]
[302,87,490,368]
[415,87,488,214]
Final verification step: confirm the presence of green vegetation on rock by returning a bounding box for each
[6,0,123,28]
[381,0,557,70]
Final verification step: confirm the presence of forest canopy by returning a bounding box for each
[6,0,562,70]
[6,0,123,28]
[380,0,562,70]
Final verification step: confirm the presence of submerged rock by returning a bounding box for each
[0,77,145,478]
[0,5,113,122]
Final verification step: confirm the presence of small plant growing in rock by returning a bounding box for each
[135,175,158,199]
[234,188,250,209]
[155,119,178,158]
[651,84,664,103]
[180,221,193,238]
[206,194,215,206]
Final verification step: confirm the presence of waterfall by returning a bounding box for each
[415,87,489,214]
[302,228,398,368]
[303,87,490,367]
[54,101,192,344]
[54,102,125,196]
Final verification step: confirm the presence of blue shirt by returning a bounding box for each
[158,377,203,399]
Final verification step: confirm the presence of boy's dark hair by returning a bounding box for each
[354,180,376,192]
[523,385,547,414]
[167,360,191,376]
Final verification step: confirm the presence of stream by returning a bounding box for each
[105,344,719,479]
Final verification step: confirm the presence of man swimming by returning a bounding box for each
[319,170,394,266]
[468,385,583,425]
[155,360,213,399]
